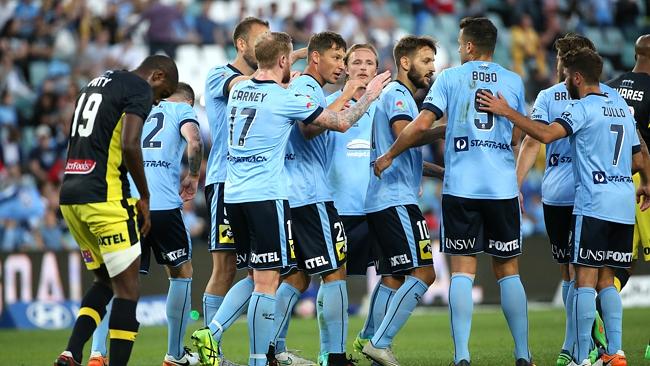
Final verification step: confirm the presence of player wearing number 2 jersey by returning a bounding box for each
[55,55,178,366]
[374,18,533,366]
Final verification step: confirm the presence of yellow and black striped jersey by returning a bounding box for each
[60,70,153,204]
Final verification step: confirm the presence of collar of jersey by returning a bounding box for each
[585,92,607,98]
[227,63,244,75]
[393,80,415,99]
[251,78,277,84]
[303,73,325,87]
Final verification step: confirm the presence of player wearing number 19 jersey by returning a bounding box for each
[55,55,178,366]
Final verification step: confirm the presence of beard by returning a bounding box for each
[282,66,291,84]
[408,67,429,89]
[243,52,258,71]
[567,79,580,99]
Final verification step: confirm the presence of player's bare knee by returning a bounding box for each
[412,266,436,286]
[284,270,309,292]
[381,275,405,289]
[168,260,193,278]
[322,267,346,283]
[492,257,519,280]
[254,269,280,294]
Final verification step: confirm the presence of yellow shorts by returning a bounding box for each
[60,198,142,277]
[633,174,650,261]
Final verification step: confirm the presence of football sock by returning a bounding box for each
[271,283,301,353]
[499,275,530,361]
[248,292,276,366]
[317,280,329,354]
[371,276,427,349]
[574,287,597,363]
[209,276,254,342]
[67,282,113,362]
[167,278,191,359]
[359,281,385,339]
[202,293,224,327]
[319,280,349,354]
[109,298,140,366]
[599,286,623,354]
[90,298,113,356]
[370,283,396,340]
[561,280,576,352]
[561,280,571,305]
[449,274,473,363]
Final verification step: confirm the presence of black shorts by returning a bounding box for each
[205,183,236,251]
[440,194,521,258]
[367,204,433,275]
[341,215,375,276]
[571,215,634,268]
[140,208,191,274]
[225,200,295,270]
[543,204,573,264]
[290,202,347,275]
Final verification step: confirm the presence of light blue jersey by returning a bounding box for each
[533,83,627,206]
[555,93,641,224]
[365,81,422,213]
[531,83,573,206]
[142,101,198,210]
[424,61,526,199]
[224,78,324,204]
[326,90,375,216]
[205,64,242,185]
[286,75,331,208]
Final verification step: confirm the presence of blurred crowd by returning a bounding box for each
[0,0,648,252]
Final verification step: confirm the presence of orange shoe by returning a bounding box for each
[87,352,108,366]
[54,351,81,366]
[601,350,627,366]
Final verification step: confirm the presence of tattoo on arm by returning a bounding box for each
[183,123,204,176]
[314,94,372,131]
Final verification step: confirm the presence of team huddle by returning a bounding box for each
[51,14,650,366]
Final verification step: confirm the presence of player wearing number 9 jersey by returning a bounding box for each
[373,18,532,366]
[55,55,178,366]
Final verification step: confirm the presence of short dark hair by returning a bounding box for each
[255,32,293,69]
[554,33,596,57]
[175,82,195,103]
[393,35,437,65]
[137,55,179,85]
[561,47,603,84]
[344,43,379,67]
[308,31,346,60]
[459,17,497,54]
[233,17,269,45]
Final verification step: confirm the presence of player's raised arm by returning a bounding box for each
[477,90,567,144]
[309,70,391,132]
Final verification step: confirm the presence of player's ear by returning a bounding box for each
[311,50,320,65]
[399,56,410,72]
[236,37,246,53]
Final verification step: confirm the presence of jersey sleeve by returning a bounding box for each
[175,103,199,130]
[553,101,587,136]
[279,91,324,124]
[515,78,527,116]
[422,70,447,119]
[384,87,414,126]
[122,76,153,120]
[206,68,239,99]
[531,89,549,124]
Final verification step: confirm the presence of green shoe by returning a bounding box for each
[556,349,572,366]
[645,343,650,360]
[589,347,600,364]
[592,312,607,350]
[191,327,220,366]
[352,334,370,355]
[318,352,328,366]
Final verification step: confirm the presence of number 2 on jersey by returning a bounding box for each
[71,93,103,137]
[143,112,165,149]
[229,107,258,146]
[474,89,494,130]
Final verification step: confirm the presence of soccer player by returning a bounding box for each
[477,47,650,366]
[359,35,438,366]
[515,34,606,366]
[196,31,389,366]
[87,83,203,366]
[54,55,178,366]
[607,34,650,361]
[374,18,533,366]
[270,32,368,366]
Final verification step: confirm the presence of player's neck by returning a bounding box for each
[303,64,326,86]
[632,61,650,75]
[396,73,416,95]
[255,69,283,84]
[468,54,492,63]
[579,84,601,98]
[231,55,256,76]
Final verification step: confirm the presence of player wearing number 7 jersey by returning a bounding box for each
[374,18,533,366]
[55,55,178,366]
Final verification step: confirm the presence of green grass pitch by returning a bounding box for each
[1,307,648,365]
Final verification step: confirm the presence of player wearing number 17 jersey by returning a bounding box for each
[374,18,533,366]
[55,55,178,366]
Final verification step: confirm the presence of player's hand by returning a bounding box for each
[342,79,366,100]
[136,197,151,237]
[364,70,392,101]
[476,91,512,117]
[290,47,308,64]
[374,153,393,178]
[637,183,650,211]
[180,174,199,202]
